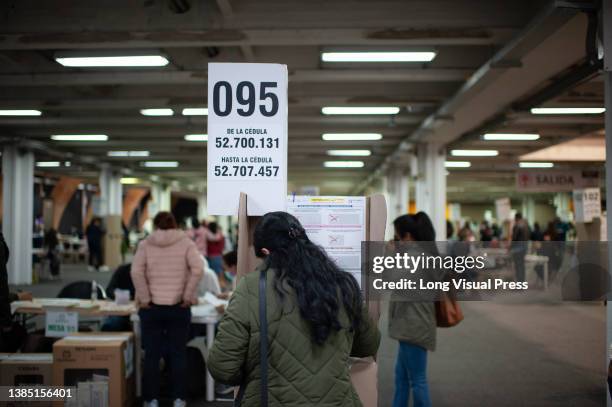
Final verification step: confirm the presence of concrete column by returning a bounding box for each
[99,167,122,216]
[385,166,410,224]
[149,183,171,218]
[415,143,446,241]
[197,192,207,221]
[522,196,536,227]
[2,146,34,284]
[603,2,612,405]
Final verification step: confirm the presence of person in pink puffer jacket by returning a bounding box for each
[131,211,203,407]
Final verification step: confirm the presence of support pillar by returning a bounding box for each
[603,1,612,405]
[385,166,410,232]
[99,167,122,217]
[554,192,572,222]
[149,183,171,218]
[522,196,536,227]
[197,192,207,221]
[2,146,34,284]
[415,143,446,241]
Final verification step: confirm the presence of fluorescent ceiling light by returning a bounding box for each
[140,108,174,116]
[55,55,169,67]
[182,108,208,116]
[120,177,140,184]
[324,161,365,168]
[51,134,108,141]
[36,161,61,168]
[445,161,471,168]
[108,151,150,157]
[184,134,208,142]
[483,133,540,141]
[141,161,179,168]
[321,51,436,62]
[322,133,383,141]
[519,162,554,168]
[321,107,400,115]
[0,109,42,116]
[450,149,498,157]
[327,150,372,156]
[530,107,605,115]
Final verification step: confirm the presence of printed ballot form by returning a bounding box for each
[287,196,366,286]
[207,63,288,216]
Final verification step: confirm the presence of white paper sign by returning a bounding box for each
[495,197,512,221]
[572,187,601,223]
[287,196,366,286]
[207,63,288,215]
[45,310,78,337]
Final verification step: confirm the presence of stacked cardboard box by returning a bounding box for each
[0,353,54,407]
[53,332,134,407]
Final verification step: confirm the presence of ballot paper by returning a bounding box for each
[202,292,229,308]
[287,196,366,287]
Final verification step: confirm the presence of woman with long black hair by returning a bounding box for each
[389,212,438,407]
[208,211,380,406]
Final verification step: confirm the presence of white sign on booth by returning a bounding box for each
[572,187,601,223]
[495,197,512,221]
[207,63,288,216]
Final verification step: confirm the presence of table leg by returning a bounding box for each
[544,261,548,291]
[132,316,142,398]
[206,322,215,402]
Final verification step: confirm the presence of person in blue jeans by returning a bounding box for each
[389,213,440,407]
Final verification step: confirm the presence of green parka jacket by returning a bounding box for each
[208,267,381,406]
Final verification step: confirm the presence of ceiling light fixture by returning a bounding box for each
[182,108,208,116]
[108,151,150,157]
[323,161,365,168]
[322,133,383,141]
[51,134,108,141]
[321,107,400,115]
[327,150,372,157]
[56,55,169,67]
[445,161,471,168]
[140,108,174,116]
[36,161,61,168]
[184,134,208,142]
[450,149,499,157]
[483,133,540,141]
[321,51,436,63]
[530,107,605,115]
[0,109,42,116]
[141,161,179,168]
[519,162,554,168]
[120,177,141,184]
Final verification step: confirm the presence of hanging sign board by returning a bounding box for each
[45,310,78,337]
[516,170,599,192]
[572,187,601,223]
[286,196,366,286]
[207,63,288,215]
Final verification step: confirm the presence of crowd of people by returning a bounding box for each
[3,207,577,406]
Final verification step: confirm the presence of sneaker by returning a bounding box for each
[173,399,186,407]
[143,400,159,407]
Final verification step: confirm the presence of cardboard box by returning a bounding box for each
[52,332,134,407]
[0,353,54,407]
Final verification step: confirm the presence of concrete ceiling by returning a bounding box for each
[0,0,605,200]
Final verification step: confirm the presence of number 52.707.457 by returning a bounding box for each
[214,165,279,177]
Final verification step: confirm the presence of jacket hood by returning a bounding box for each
[147,229,188,247]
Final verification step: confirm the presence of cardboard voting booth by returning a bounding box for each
[52,332,134,407]
[235,193,386,407]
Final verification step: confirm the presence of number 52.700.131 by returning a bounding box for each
[215,137,279,149]
[214,165,279,177]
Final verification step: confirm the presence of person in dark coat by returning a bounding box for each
[86,217,105,271]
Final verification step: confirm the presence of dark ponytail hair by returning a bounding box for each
[394,211,438,254]
[254,211,362,345]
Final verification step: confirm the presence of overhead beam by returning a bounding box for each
[0,28,517,50]
[0,68,470,87]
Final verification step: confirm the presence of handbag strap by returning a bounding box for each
[259,269,269,406]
